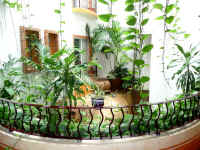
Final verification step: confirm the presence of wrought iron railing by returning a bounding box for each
[73,0,97,12]
[0,94,200,140]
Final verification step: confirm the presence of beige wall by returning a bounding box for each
[0,120,200,150]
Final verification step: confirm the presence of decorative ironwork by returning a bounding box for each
[0,94,200,140]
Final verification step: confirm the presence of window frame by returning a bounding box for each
[20,26,41,73]
[73,35,91,64]
[44,30,59,55]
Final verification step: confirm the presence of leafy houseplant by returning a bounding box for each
[107,63,129,91]
[91,21,124,68]
[87,21,129,90]
[168,44,200,95]
[0,56,23,100]
[21,43,94,107]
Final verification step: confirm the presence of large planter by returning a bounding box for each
[109,78,123,91]
[131,90,149,105]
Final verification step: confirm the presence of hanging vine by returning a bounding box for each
[54,0,65,48]
[3,0,22,10]
[153,0,187,87]
[124,0,153,97]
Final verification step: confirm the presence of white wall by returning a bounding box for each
[0,0,98,62]
[1,0,200,103]
[148,0,200,103]
[104,0,200,102]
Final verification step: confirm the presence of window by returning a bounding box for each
[73,35,89,65]
[73,0,96,12]
[73,0,87,9]
[90,0,97,12]
[44,30,59,55]
[20,26,41,73]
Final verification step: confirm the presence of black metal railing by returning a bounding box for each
[73,0,97,12]
[0,94,200,140]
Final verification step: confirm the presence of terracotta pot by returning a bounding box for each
[131,90,149,105]
[109,78,123,91]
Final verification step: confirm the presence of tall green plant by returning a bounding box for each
[123,0,153,96]
[168,44,200,95]
[21,43,95,106]
[98,0,153,97]
[153,0,192,87]
[87,21,124,69]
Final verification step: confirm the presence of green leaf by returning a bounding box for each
[142,44,153,54]
[166,16,175,24]
[165,4,175,14]
[54,9,61,14]
[131,42,140,48]
[142,7,149,13]
[5,88,15,96]
[141,18,149,26]
[111,0,118,2]
[140,76,150,83]
[8,2,17,8]
[140,93,149,99]
[123,28,139,35]
[142,34,150,40]
[88,61,103,70]
[61,2,65,6]
[98,14,115,22]
[156,16,164,20]
[184,34,191,39]
[122,76,132,81]
[175,44,185,57]
[104,48,113,53]
[125,35,136,40]
[166,29,177,33]
[134,59,145,66]
[127,16,137,26]
[153,3,163,11]
[143,0,151,3]
[123,46,133,51]
[98,0,109,5]
[125,0,134,5]
[125,4,134,12]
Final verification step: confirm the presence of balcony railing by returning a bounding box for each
[73,0,97,12]
[0,94,200,140]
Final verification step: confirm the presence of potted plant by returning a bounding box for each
[107,63,129,91]
[86,21,125,77]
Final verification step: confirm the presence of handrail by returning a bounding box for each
[0,93,200,140]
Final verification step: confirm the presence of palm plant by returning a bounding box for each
[88,21,124,69]
[168,44,200,95]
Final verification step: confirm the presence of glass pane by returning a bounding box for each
[81,39,88,63]
[73,0,79,8]
[74,39,80,48]
[92,0,96,9]
[80,0,88,9]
